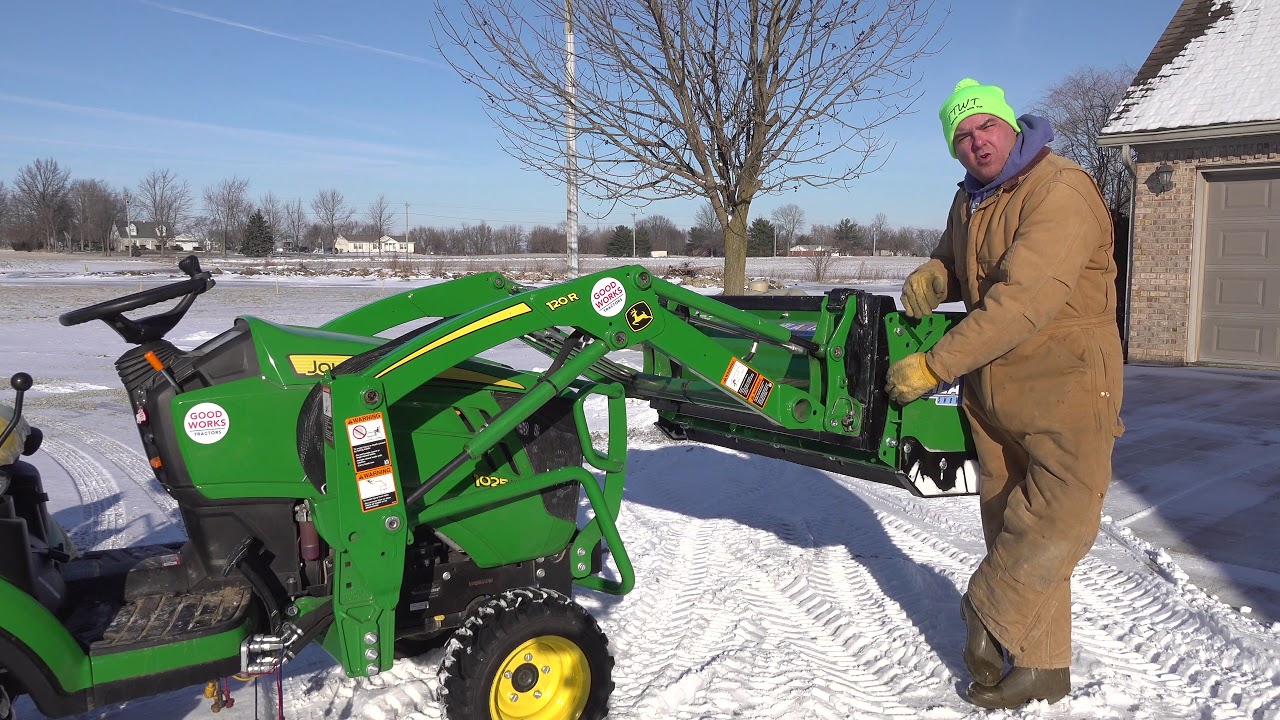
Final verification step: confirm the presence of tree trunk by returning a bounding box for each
[722,208,750,295]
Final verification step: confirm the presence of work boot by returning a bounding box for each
[961,594,1004,686]
[966,666,1071,709]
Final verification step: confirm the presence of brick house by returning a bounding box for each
[1099,0,1280,370]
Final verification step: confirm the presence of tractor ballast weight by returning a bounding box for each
[0,258,974,720]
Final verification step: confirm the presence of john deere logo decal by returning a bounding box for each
[626,301,653,332]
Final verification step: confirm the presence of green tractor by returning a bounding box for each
[0,256,973,719]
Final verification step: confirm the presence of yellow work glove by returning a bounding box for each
[901,264,948,318]
[0,404,29,468]
[886,353,941,405]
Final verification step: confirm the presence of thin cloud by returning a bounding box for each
[0,93,438,162]
[140,1,441,67]
[139,1,304,41]
[311,35,440,67]
[0,134,171,156]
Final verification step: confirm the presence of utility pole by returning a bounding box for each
[631,212,637,257]
[404,202,410,260]
[119,188,131,257]
[773,225,777,258]
[564,0,579,276]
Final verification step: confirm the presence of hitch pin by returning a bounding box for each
[144,351,182,394]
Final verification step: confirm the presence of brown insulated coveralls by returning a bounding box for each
[920,148,1125,669]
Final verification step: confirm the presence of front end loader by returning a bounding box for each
[0,257,973,720]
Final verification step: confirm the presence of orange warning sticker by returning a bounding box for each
[345,412,398,511]
[721,358,774,409]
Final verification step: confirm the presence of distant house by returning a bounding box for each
[333,233,415,254]
[110,221,168,251]
[1099,0,1280,370]
[172,233,203,252]
[790,245,836,257]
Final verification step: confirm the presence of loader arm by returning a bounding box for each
[305,266,974,674]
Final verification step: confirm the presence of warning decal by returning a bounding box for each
[749,376,774,408]
[345,412,399,511]
[721,358,775,409]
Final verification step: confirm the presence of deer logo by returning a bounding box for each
[626,301,654,332]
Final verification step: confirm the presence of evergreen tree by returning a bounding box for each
[834,218,866,255]
[242,209,274,257]
[747,218,776,257]
[606,224,650,257]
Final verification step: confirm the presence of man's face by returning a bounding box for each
[952,113,1018,185]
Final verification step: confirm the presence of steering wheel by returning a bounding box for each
[58,255,215,344]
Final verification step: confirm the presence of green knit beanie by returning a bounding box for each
[939,78,1021,158]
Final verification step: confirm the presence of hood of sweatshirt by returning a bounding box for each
[962,114,1055,208]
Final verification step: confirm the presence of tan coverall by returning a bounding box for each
[920,148,1125,669]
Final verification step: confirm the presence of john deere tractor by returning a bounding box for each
[0,256,972,719]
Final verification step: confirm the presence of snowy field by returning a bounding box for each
[2,252,1279,719]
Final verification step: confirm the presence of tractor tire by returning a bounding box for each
[440,588,613,720]
[0,681,13,720]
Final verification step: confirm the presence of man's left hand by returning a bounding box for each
[886,353,942,405]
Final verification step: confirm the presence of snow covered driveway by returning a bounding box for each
[3,270,1277,719]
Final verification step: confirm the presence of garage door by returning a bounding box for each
[1198,170,1280,368]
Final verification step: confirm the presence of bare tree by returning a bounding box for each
[1032,65,1135,216]
[303,222,326,252]
[365,194,397,251]
[13,158,72,251]
[186,215,212,251]
[688,202,725,257]
[803,248,838,282]
[0,182,10,247]
[770,203,805,255]
[578,225,608,255]
[527,224,565,254]
[908,226,941,257]
[311,189,354,253]
[69,179,123,253]
[283,199,308,251]
[259,191,284,249]
[867,212,890,256]
[203,176,251,256]
[808,223,837,252]
[434,0,942,293]
[494,224,526,254]
[136,169,193,257]
[638,215,684,255]
[460,222,496,255]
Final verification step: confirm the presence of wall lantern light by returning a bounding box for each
[1153,163,1175,194]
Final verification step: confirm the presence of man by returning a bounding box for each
[885,78,1125,709]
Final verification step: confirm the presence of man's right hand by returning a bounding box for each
[901,264,948,318]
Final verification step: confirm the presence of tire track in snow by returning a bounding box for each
[39,437,125,550]
[846,470,1280,716]
[731,556,919,717]
[277,649,445,720]
[43,419,182,528]
[604,510,724,713]
[1071,556,1278,718]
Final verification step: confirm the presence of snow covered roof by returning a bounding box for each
[1101,0,1280,138]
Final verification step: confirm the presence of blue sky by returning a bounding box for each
[0,1,1176,236]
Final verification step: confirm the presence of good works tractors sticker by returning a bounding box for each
[591,277,626,317]
[184,402,230,445]
[346,412,399,512]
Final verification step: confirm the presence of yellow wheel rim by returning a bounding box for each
[488,634,591,720]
